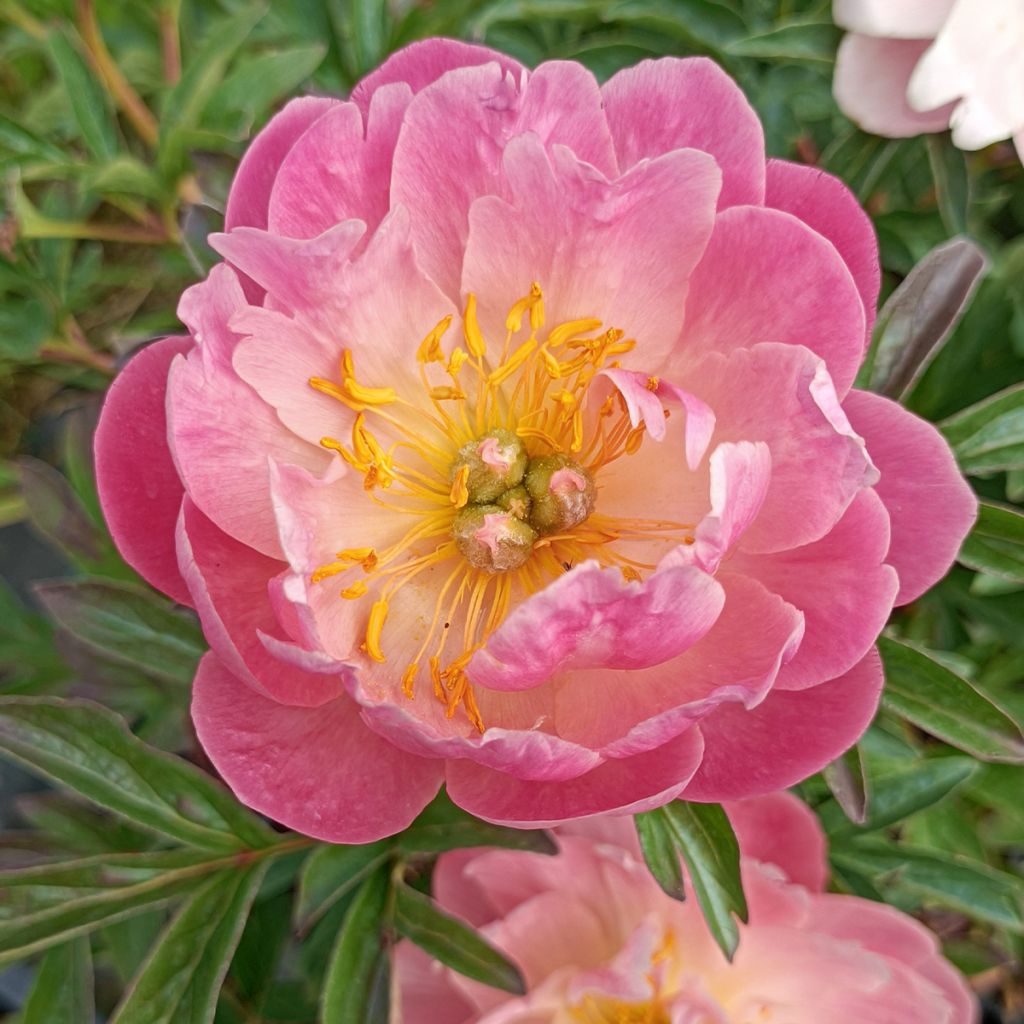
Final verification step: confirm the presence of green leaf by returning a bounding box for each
[295,841,392,933]
[47,27,118,161]
[320,865,393,1024]
[0,113,68,165]
[329,0,389,80]
[82,155,167,202]
[110,862,268,1024]
[34,578,204,686]
[0,697,273,849]
[394,882,525,995]
[927,136,969,236]
[958,502,1024,583]
[635,811,685,901]
[726,19,839,63]
[646,801,748,960]
[821,744,869,826]
[879,636,1024,763]
[941,383,1024,475]
[22,937,93,1024]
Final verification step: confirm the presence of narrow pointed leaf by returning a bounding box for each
[47,27,118,161]
[22,937,93,1024]
[295,841,392,933]
[822,744,869,825]
[958,502,1024,583]
[635,810,686,901]
[941,383,1024,475]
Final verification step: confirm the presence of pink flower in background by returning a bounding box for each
[396,792,978,1023]
[95,39,976,842]
[834,0,1024,160]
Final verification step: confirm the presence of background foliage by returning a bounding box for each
[1,0,1023,1021]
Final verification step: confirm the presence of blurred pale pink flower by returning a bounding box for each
[834,0,1024,160]
[395,792,978,1023]
[96,39,976,842]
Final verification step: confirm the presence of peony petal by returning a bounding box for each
[679,208,867,397]
[832,0,956,37]
[765,159,881,346]
[191,652,443,843]
[601,57,766,209]
[844,390,977,604]
[94,336,193,606]
[683,648,884,801]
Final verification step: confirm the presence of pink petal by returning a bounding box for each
[601,57,766,209]
[391,60,617,300]
[176,498,343,707]
[683,648,884,801]
[832,0,956,38]
[834,35,954,138]
[679,207,867,397]
[350,37,523,114]
[191,652,443,842]
[469,561,724,692]
[94,336,193,606]
[445,725,705,828]
[729,490,899,691]
[765,159,881,346]
[394,942,476,1024]
[844,390,977,604]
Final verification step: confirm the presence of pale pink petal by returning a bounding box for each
[844,389,977,604]
[394,943,475,1024]
[391,60,617,300]
[191,652,443,843]
[834,35,954,138]
[765,159,881,345]
[94,336,192,606]
[683,648,884,801]
[445,726,705,828]
[680,208,867,397]
[175,499,343,707]
[730,491,899,691]
[601,57,766,209]
[833,0,956,36]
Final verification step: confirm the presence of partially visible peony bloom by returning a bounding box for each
[395,793,979,1023]
[96,39,976,842]
[834,0,1024,161]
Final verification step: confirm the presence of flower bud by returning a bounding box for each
[524,454,596,534]
[450,428,528,503]
[452,504,537,573]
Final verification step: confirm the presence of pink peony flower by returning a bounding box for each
[833,0,1024,161]
[95,39,976,842]
[395,792,978,1023]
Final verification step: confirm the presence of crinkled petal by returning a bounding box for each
[601,57,766,208]
[191,652,443,843]
[95,336,193,606]
[844,390,977,604]
[832,0,956,37]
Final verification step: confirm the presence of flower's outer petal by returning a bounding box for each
[445,726,705,828]
[726,792,829,891]
[465,138,720,371]
[679,208,866,397]
[844,390,977,604]
[394,943,477,1024]
[729,490,899,691]
[391,60,617,300]
[191,652,443,843]
[601,57,766,209]
[350,37,523,113]
[176,499,343,707]
[834,35,954,138]
[683,648,883,801]
[267,87,411,240]
[469,561,725,692]
[225,96,338,231]
[95,336,193,606]
[832,0,956,36]
[765,159,881,346]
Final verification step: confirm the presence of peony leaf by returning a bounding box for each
[941,383,1024,475]
[47,27,118,161]
[0,697,273,849]
[822,744,869,825]
[294,841,392,935]
[957,501,1024,583]
[394,882,526,995]
[22,937,93,1024]
[878,637,1024,764]
[635,810,686,901]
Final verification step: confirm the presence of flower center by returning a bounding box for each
[570,996,670,1024]
[307,283,694,732]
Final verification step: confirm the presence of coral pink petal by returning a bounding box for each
[832,0,956,38]
[94,335,193,606]
[684,648,884,801]
[834,35,955,138]
[176,498,342,707]
[224,96,338,232]
[445,726,705,828]
[469,561,724,692]
[464,138,719,370]
[350,37,523,113]
[726,792,828,891]
[730,490,899,690]
[602,57,765,208]
[765,159,881,345]
[391,60,617,300]
[680,208,866,397]
[191,652,443,843]
[844,390,977,604]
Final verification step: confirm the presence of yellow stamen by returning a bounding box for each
[341,580,368,599]
[345,378,397,405]
[463,293,486,358]
[417,315,452,363]
[488,338,537,386]
[429,386,466,401]
[401,663,419,698]
[365,600,388,662]
[548,318,602,349]
[447,348,468,377]
[450,464,470,508]
[506,282,543,333]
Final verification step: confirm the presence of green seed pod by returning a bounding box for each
[524,454,596,534]
[450,428,528,504]
[452,504,537,573]
[495,485,532,521]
